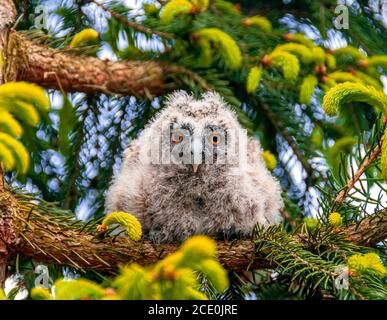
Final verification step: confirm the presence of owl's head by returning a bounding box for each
[140,91,246,174]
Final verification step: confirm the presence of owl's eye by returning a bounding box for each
[209,133,222,145]
[171,131,185,144]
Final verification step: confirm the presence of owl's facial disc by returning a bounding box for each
[167,120,230,173]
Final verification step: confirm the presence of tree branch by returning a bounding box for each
[343,210,387,247]
[0,184,20,288]
[13,200,386,273]
[92,0,175,39]
[13,32,213,97]
[333,131,385,207]
[165,65,212,91]
[13,32,167,96]
[257,100,313,176]
[280,208,297,229]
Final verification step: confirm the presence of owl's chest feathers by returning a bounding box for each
[144,167,247,218]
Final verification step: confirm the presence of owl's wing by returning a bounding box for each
[104,139,148,217]
[247,138,264,165]
[246,138,283,225]
[122,140,141,166]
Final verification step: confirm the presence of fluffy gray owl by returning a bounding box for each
[105,91,283,243]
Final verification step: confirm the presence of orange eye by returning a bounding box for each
[171,131,185,144]
[209,134,222,145]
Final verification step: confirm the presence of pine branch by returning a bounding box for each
[12,196,386,273]
[92,0,175,39]
[257,100,313,176]
[62,104,87,211]
[280,208,297,229]
[13,32,167,96]
[0,165,20,288]
[343,209,387,246]
[0,186,20,289]
[333,132,385,207]
[165,65,212,91]
[11,32,212,97]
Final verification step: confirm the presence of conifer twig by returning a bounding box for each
[92,0,175,39]
[165,65,212,91]
[280,208,297,228]
[258,100,313,176]
[333,133,384,207]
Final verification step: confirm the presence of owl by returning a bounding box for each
[105,91,283,243]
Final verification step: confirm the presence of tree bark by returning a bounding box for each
[0,175,20,288]
[342,210,387,247]
[0,0,17,83]
[0,0,17,289]
[18,229,272,272]
[13,33,167,96]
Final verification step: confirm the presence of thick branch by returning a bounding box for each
[14,204,386,273]
[0,184,20,287]
[14,33,167,96]
[343,210,387,246]
[18,229,271,272]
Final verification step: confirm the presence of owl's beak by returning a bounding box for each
[191,137,203,173]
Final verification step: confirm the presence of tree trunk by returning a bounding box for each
[0,0,17,289]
